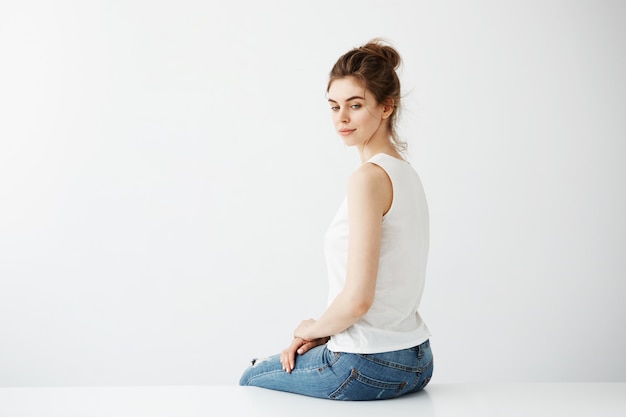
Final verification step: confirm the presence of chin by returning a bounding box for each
[340,138,360,147]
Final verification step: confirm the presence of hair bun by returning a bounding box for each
[359,38,401,69]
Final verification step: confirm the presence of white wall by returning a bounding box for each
[0,0,624,386]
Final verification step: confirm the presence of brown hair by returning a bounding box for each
[327,39,406,152]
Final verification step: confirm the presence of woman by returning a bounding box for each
[239,39,433,401]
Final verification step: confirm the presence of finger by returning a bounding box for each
[282,348,294,373]
[288,339,307,371]
[281,348,293,372]
[287,348,297,372]
[297,342,311,355]
[297,339,320,355]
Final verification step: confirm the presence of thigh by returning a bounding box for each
[239,345,346,399]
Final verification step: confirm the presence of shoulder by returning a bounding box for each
[347,163,392,213]
[348,162,390,191]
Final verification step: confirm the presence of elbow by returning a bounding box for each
[339,285,375,320]
[350,298,374,319]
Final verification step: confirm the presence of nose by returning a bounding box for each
[338,107,349,123]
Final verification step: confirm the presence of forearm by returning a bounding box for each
[297,291,369,341]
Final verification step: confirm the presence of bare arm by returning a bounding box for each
[294,162,392,341]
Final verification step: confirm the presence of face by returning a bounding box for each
[327,76,392,148]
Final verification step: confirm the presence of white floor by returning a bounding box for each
[0,383,624,417]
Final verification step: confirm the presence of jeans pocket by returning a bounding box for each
[328,368,407,401]
[318,349,343,374]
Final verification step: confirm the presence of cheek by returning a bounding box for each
[354,112,374,127]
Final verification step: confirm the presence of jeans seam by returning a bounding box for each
[358,354,420,372]
[329,368,407,400]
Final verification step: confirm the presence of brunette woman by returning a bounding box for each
[239,39,433,401]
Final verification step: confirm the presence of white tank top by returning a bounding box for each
[325,153,430,353]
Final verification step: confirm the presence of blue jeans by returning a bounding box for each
[239,340,433,401]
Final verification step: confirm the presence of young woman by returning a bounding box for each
[239,39,433,401]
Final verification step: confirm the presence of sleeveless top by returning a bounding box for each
[325,153,431,353]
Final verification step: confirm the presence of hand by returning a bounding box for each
[279,336,330,373]
[293,318,316,341]
[280,337,307,374]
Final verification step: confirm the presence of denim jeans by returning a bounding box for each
[239,339,433,401]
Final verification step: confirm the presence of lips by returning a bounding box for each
[339,128,355,136]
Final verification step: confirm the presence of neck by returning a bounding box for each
[357,137,402,163]
[357,123,402,162]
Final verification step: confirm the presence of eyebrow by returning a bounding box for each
[327,96,365,103]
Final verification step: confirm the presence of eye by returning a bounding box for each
[350,104,362,109]
[330,106,340,111]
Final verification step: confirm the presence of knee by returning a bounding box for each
[239,354,279,386]
[239,364,253,386]
[239,357,263,386]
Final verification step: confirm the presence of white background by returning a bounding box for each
[1,0,624,386]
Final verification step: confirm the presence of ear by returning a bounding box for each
[381,98,395,120]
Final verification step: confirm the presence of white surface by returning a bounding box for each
[1,0,625,386]
[0,384,624,417]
